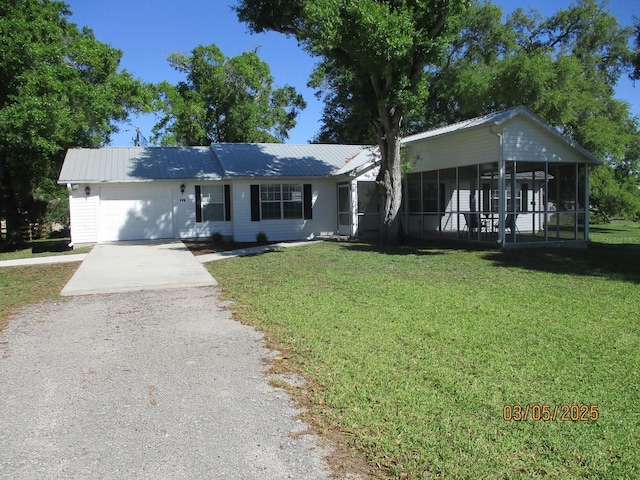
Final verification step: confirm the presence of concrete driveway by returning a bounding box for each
[61,240,216,296]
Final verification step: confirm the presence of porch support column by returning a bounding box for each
[584,164,590,241]
[350,178,359,238]
[544,162,549,242]
[498,160,506,246]
[490,125,505,246]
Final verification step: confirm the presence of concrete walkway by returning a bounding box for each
[1,240,318,296]
[0,240,319,269]
[0,253,87,268]
[61,240,216,296]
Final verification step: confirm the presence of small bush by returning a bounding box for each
[256,231,268,244]
[211,232,224,243]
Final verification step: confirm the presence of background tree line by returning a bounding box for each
[0,0,305,247]
[1,0,639,248]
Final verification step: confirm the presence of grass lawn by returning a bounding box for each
[206,221,640,479]
[0,263,79,332]
[0,238,87,331]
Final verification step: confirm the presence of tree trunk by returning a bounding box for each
[373,117,403,247]
[0,161,24,248]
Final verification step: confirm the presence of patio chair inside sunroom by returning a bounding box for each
[404,160,590,248]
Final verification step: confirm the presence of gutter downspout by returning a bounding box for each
[66,183,74,248]
[490,125,505,247]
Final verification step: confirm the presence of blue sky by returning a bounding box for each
[64,0,639,146]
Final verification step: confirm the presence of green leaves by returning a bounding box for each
[152,44,306,145]
[0,0,152,238]
[236,0,469,244]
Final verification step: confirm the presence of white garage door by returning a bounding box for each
[99,186,174,242]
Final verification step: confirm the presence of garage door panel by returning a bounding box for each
[99,186,174,241]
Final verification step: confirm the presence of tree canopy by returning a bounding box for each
[633,19,640,81]
[151,44,306,145]
[0,0,152,245]
[236,0,468,245]
[306,0,640,220]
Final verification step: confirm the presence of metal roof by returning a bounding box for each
[58,107,599,185]
[58,144,370,183]
[402,109,518,144]
[210,143,367,177]
[332,148,379,176]
[58,147,223,183]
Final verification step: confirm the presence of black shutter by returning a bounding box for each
[250,184,260,221]
[224,185,231,221]
[303,184,313,220]
[195,185,202,223]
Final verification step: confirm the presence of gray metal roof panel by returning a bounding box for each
[332,148,379,176]
[210,143,367,177]
[58,147,224,183]
[402,108,519,144]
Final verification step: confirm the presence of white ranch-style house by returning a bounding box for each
[58,106,600,248]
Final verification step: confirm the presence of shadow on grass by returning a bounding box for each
[31,240,72,254]
[183,240,276,256]
[333,234,640,283]
[333,237,482,257]
[483,242,640,284]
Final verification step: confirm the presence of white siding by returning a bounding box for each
[503,117,587,163]
[406,126,500,172]
[175,182,233,239]
[69,189,98,244]
[231,179,338,242]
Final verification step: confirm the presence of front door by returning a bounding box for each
[337,184,351,236]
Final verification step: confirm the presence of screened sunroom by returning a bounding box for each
[401,107,600,248]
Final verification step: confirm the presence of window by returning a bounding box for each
[195,185,230,222]
[251,184,312,221]
[260,184,302,219]
[488,186,524,212]
[260,184,283,220]
[202,185,224,221]
[406,174,440,213]
[422,183,439,212]
[407,174,421,213]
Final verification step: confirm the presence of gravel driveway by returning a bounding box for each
[0,287,338,479]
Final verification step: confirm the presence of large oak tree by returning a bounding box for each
[235,0,468,245]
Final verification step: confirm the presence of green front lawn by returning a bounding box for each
[207,221,640,478]
[0,263,79,332]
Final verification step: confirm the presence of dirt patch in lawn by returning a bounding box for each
[183,240,275,256]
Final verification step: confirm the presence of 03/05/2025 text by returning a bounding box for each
[503,404,598,422]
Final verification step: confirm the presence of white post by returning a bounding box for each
[350,179,359,238]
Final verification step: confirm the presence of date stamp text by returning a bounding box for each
[503,404,598,422]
